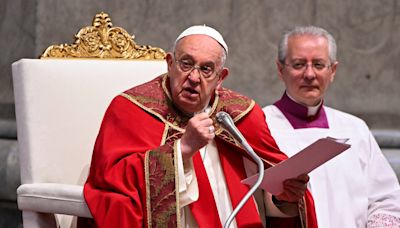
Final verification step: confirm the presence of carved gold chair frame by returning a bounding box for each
[40,12,166,60]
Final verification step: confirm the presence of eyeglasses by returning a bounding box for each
[174,57,220,79]
[283,61,331,72]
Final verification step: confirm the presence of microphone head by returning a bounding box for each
[216,111,245,144]
[216,111,230,123]
[216,111,236,129]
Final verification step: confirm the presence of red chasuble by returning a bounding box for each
[79,74,317,228]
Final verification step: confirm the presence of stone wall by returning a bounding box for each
[2,0,399,128]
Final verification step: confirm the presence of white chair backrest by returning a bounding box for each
[12,59,167,185]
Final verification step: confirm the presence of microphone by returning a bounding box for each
[216,112,265,228]
[216,111,247,145]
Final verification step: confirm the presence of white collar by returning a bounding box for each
[286,92,322,116]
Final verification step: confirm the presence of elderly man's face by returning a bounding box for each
[166,35,228,114]
[277,35,337,106]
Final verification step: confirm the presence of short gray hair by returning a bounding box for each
[278,26,337,64]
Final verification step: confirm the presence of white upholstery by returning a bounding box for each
[17,183,90,217]
[12,59,167,227]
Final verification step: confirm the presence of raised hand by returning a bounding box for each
[180,112,215,161]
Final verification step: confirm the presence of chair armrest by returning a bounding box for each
[17,183,92,218]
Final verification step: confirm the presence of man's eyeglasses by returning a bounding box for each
[283,61,331,72]
[175,57,220,79]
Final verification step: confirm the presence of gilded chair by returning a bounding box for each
[12,12,167,228]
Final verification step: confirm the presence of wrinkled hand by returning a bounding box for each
[181,112,215,161]
[275,174,309,203]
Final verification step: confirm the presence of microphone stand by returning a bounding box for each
[216,112,265,228]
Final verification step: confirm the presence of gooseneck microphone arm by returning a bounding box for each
[216,111,265,228]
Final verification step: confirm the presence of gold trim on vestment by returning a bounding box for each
[210,91,220,117]
[161,124,169,145]
[174,141,181,228]
[162,122,180,226]
[301,195,308,228]
[120,92,185,133]
[214,99,255,146]
[144,151,152,228]
[121,74,227,134]
[162,75,173,101]
[145,147,177,226]
[234,100,255,122]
